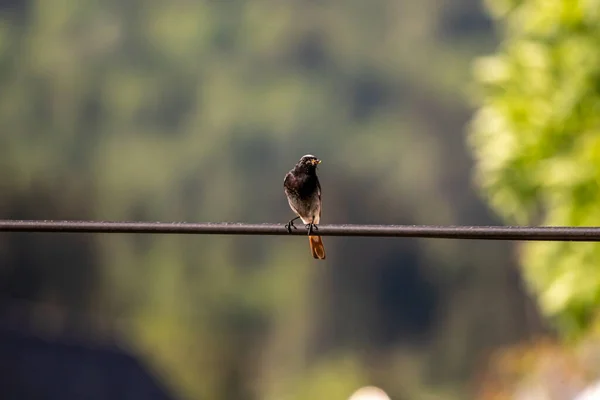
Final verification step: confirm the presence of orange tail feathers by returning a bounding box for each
[309,235,326,259]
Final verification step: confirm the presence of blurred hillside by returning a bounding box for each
[0,1,543,399]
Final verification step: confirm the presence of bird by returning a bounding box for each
[283,154,326,259]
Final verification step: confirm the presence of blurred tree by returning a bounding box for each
[0,0,539,399]
[470,0,600,335]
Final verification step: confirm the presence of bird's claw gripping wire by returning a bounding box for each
[305,223,318,236]
[285,217,300,233]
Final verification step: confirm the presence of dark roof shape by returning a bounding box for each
[0,326,177,400]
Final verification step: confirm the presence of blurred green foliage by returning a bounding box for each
[470,0,600,335]
[0,0,540,399]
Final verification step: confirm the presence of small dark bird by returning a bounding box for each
[283,154,326,259]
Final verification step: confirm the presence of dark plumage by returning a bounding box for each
[283,154,326,259]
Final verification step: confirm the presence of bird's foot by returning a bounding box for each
[305,223,318,235]
[285,217,300,233]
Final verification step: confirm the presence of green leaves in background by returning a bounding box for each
[470,0,600,335]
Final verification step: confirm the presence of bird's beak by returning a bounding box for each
[312,159,321,165]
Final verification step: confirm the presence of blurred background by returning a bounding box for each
[1,0,599,399]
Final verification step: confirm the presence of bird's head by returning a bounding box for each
[297,154,321,172]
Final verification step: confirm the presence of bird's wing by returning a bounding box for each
[284,170,298,191]
[316,178,322,223]
[317,178,321,198]
[283,171,302,219]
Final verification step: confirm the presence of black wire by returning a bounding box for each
[1,220,600,241]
